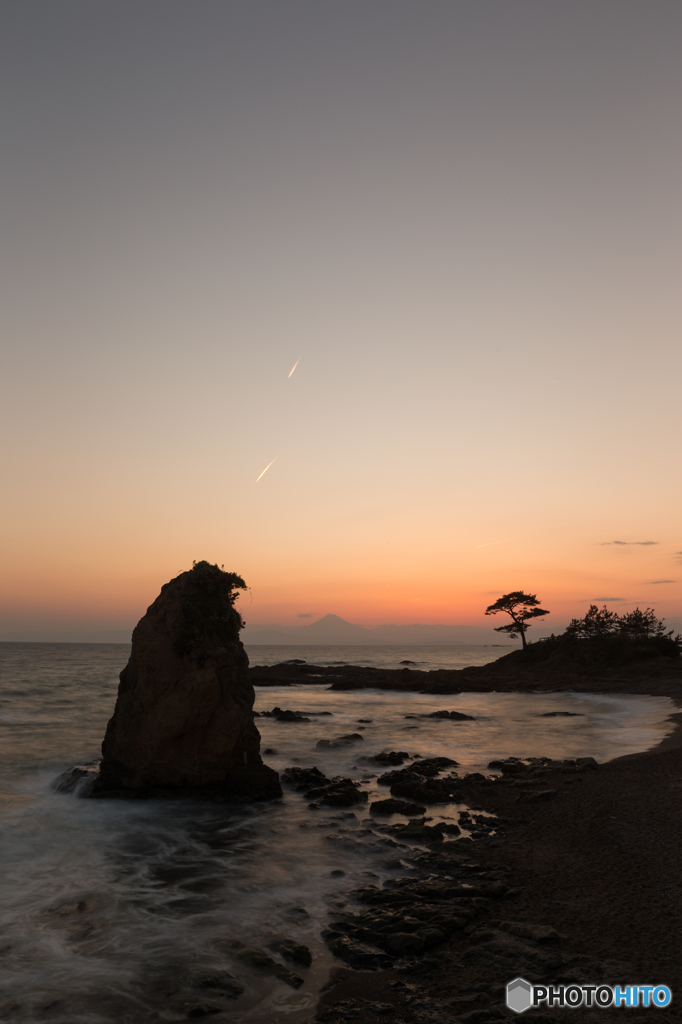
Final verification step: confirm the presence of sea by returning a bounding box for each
[0,642,676,1024]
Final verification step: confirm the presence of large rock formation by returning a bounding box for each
[88,561,281,801]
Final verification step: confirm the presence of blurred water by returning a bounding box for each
[0,642,675,1023]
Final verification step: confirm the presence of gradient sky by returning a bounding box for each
[2,1,681,640]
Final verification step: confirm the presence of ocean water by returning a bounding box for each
[0,642,675,1024]
[244,644,514,671]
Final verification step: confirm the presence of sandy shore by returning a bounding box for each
[308,681,682,1023]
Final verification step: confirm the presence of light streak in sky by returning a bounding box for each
[288,358,300,378]
[475,541,502,549]
[255,458,277,482]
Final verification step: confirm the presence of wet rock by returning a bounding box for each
[281,766,328,789]
[422,710,476,721]
[268,937,313,966]
[435,821,461,835]
[576,756,599,769]
[516,789,559,802]
[369,798,426,816]
[194,972,245,998]
[234,947,303,987]
[411,757,459,770]
[304,777,368,807]
[316,734,364,749]
[385,770,463,804]
[258,707,311,722]
[323,933,394,969]
[487,758,526,775]
[379,821,445,844]
[364,751,410,765]
[326,831,399,856]
[52,761,100,796]
[378,769,420,788]
[538,711,583,717]
[87,562,281,801]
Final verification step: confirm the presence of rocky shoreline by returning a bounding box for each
[247,654,682,1024]
[297,712,682,1023]
[249,651,682,698]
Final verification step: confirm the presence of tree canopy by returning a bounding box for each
[498,602,681,665]
[565,604,678,643]
[485,591,549,649]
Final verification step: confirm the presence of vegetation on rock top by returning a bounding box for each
[174,561,248,661]
[520,603,681,667]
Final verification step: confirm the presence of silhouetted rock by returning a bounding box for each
[316,733,364,749]
[377,760,462,804]
[370,798,427,816]
[411,757,460,770]
[53,761,100,795]
[488,757,526,774]
[256,707,311,722]
[422,710,475,720]
[362,750,410,765]
[281,766,328,789]
[86,562,281,801]
[304,776,368,807]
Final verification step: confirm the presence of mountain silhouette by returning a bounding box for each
[242,613,509,646]
[303,614,369,635]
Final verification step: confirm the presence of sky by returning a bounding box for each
[1,1,681,641]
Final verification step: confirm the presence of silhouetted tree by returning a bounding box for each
[564,604,619,640]
[485,591,549,650]
[616,606,674,640]
[565,603,676,642]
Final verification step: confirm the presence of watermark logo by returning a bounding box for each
[506,978,672,1012]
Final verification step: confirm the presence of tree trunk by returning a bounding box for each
[519,626,528,650]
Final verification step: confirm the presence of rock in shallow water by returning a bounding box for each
[316,733,364,749]
[369,798,426,816]
[68,562,282,801]
[234,948,304,988]
[305,777,368,807]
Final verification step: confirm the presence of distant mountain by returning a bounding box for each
[241,614,510,646]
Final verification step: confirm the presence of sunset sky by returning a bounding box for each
[2,1,681,641]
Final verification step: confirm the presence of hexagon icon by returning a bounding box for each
[507,977,533,1013]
